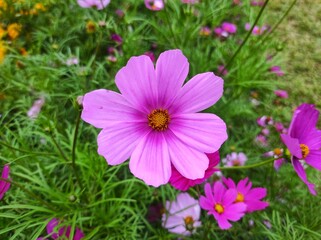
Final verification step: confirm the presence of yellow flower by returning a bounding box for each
[34,3,46,11]
[0,41,6,63]
[0,26,6,39]
[86,20,96,34]
[7,23,22,40]
[0,0,7,10]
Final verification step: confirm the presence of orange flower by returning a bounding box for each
[0,26,6,39]
[0,41,6,63]
[7,23,22,40]
[86,20,96,33]
[20,47,28,56]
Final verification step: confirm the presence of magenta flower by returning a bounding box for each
[223,178,269,213]
[274,122,287,133]
[274,89,288,99]
[270,66,284,76]
[81,49,227,187]
[245,23,268,35]
[221,22,237,34]
[255,134,268,146]
[38,218,84,240]
[27,96,45,119]
[280,103,321,195]
[217,65,228,76]
[169,152,220,191]
[257,116,273,127]
[222,152,247,167]
[162,193,201,235]
[199,26,211,36]
[111,34,123,44]
[263,148,285,171]
[144,0,164,11]
[77,0,110,10]
[144,51,155,62]
[0,165,10,200]
[200,182,246,230]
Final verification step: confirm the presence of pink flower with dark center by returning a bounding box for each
[200,182,246,230]
[77,0,110,10]
[81,49,227,187]
[263,148,285,171]
[162,193,201,235]
[270,66,284,76]
[145,0,164,11]
[223,177,269,213]
[257,116,273,127]
[37,218,84,240]
[169,152,220,191]
[222,152,247,167]
[0,165,10,200]
[280,103,321,195]
[274,89,288,99]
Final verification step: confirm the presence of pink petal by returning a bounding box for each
[246,187,267,200]
[129,131,171,187]
[303,130,321,150]
[97,122,150,165]
[115,55,158,113]
[213,181,226,202]
[292,159,316,195]
[81,89,145,129]
[77,0,93,8]
[156,49,189,108]
[205,183,214,203]
[246,200,269,212]
[169,113,227,153]
[46,218,60,239]
[223,203,246,221]
[163,215,182,228]
[165,131,208,180]
[170,72,224,113]
[168,225,188,235]
[222,178,236,189]
[305,150,321,171]
[199,196,213,211]
[222,189,237,206]
[216,215,232,230]
[280,134,302,159]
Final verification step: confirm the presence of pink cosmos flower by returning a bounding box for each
[169,152,220,191]
[280,103,321,195]
[66,57,79,66]
[199,26,211,36]
[200,182,246,230]
[77,0,110,10]
[217,65,228,76]
[0,165,10,200]
[245,23,268,35]
[222,152,247,167]
[162,193,201,235]
[274,89,288,99]
[255,134,268,146]
[145,0,164,11]
[222,22,237,34]
[263,148,285,170]
[223,177,269,213]
[270,66,284,76]
[81,49,227,187]
[27,96,45,119]
[261,128,270,136]
[274,122,287,133]
[37,218,84,240]
[257,116,273,127]
[111,34,123,44]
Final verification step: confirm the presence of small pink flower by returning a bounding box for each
[181,0,198,4]
[263,220,272,229]
[111,34,123,44]
[145,0,164,11]
[106,55,117,62]
[27,96,45,119]
[0,165,10,200]
[169,152,220,191]
[115,9,124,18]
[270,66,284,76]
[261,128,270,136]
[255,134,268,146]
[221,22,237,34]
[217,65,228,76]
[66,57,79,66]
[199,26,211,36]
[200,182,246,230]
[77,0,110,10]
[144,51,155,62]
[245,23,268,35]
[257,116,273,127]
[223,177,269,213]
[162,193,201,235]
[274,89,288,99]
[222,152,247,167]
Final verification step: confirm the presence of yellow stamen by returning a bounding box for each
[148,109,170,131]
[184,216,194,225]
[273,148,282,156]
[214,203,224,214]
[300,144,309,158]
[235,192,244,203]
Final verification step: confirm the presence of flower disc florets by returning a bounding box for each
[148,109,170,131]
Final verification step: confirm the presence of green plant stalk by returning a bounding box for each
[163,2,179,48]
[49,131,70,162]
[0,141,56,156]
[218,157,278,170]
[71,109,84,190]
[220,0,270,74]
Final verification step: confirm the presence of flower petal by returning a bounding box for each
[246,200,269,213]
[304,130,321,150]
[205,183,214,203]
[129,131,171,187]
[280,134,302,158]
[81,89,145,129]
[246,187,267,200]
[156,49,189,108]
[223,202,246,221]
[292,159,316,195]
[216,214,232,230]
[170,72,223,113]
[222,189,237,206]
[305,150,321,171]
[115,55,158,113]
[213,181,226,203]
[97,122,150,165]
[169,113,227,153]
[200,196,213,211]
[165,131,208,180]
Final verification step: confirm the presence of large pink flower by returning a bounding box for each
[77,0,110,10]
[81,49,227,187]
[169,152,220,191]
[200,182,246,230]
[280,103,321,195]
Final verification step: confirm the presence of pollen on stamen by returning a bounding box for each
[148,109,170,131]
[214,203,224,214]
[235,192,244,203]
[300,144,310,158]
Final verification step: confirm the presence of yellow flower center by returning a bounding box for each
[184,216,194,225]
[273,148,282,156]
[214,203,224,214]
[235,192,244,203]
[300,144,309,159]
[148,109,170,131]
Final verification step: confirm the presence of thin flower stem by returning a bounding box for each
[217,157,278,171]
[0,141,55,156]
[49,131,70,162]
[220,0,270,74]
[163,2,179,48]
[0,177,55,211]
[259,0,297,45]
[71,109,84,190]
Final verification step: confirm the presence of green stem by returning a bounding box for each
[0,141,55,156]
[163,2,179,48]
[218,157,277,171]
[71,110,84,190]
[220,0,270,74]
[49,131,70,162]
